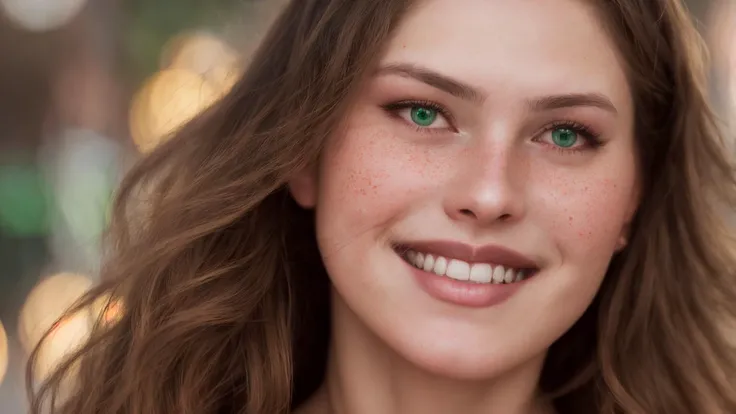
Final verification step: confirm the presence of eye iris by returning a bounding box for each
[410,106,437,127]
[551,128,577,148]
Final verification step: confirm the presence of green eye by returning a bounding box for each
[551,128,578,148]
[410,106,438,127]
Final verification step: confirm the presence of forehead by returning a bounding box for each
[383,0,631,112]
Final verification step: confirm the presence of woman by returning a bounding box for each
[28,0,736,413]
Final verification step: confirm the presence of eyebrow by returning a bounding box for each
[376,63,485,103]
[527,93,618,115]
[376,63,618,114]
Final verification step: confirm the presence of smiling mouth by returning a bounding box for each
[394,246,538,285]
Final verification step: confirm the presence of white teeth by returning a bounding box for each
[503,267,515,284]
[414,252,425,268]
[515,270,524,282]
[433,256,447,275]
[469,263,492,283]
[492,266,505,283]
[423,254,435,272]
[402,249,531,284]
[446,259,471,281]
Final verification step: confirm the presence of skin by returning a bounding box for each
[290,0,639,412]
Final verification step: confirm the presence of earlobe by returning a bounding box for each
[616,183,641,252]
[287,167,318,209]
[615,235,628,252]
[616,211,636,253]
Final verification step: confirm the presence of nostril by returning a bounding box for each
[457,209,512,222]
[459,209,476,218]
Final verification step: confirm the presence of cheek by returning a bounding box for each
[534,165,636,262]
[316,124,442,236]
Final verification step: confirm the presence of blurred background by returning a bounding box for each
[0,0,733,412]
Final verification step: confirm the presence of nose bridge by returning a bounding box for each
[466,139,515,200]
[444,129,525,224]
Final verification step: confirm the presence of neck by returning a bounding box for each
[303,294,553,414]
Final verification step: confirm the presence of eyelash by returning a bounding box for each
[382,100,457,134]
[383,100,603,153]
[537,120,604,154]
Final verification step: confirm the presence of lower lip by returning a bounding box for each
[403,258,529,308]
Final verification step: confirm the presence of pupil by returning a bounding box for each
[553,128,577,147]
[411,107,436,126]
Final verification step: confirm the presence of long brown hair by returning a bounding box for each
[27,1,736,413]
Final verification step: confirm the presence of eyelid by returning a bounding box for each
[383,100,457,130]
[533,120,605,153]
[546,120,600,139]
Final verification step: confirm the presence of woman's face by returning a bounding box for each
[291,0,638,379]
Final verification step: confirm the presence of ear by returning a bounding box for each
[287,165,318,209]
[616,184,641,252]
[615,234,629,252]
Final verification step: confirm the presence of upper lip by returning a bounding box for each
[396,240,539,270]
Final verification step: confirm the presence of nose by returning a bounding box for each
[443,140,526,226]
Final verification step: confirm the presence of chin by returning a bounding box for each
[375,316,540,381]
[395,336,532,381]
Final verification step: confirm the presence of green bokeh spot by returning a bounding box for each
[0,165,52,236]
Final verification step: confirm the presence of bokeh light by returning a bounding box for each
[92,294,124,326]
[32,310,91,381]
[0,320,8,386]
[129,69,220,153]
[0,164,52,237]
[0,0,87,32]
[43,129,120,270]
[18,273,94,381]
[128,31,244,154]
[162,31,242,93]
